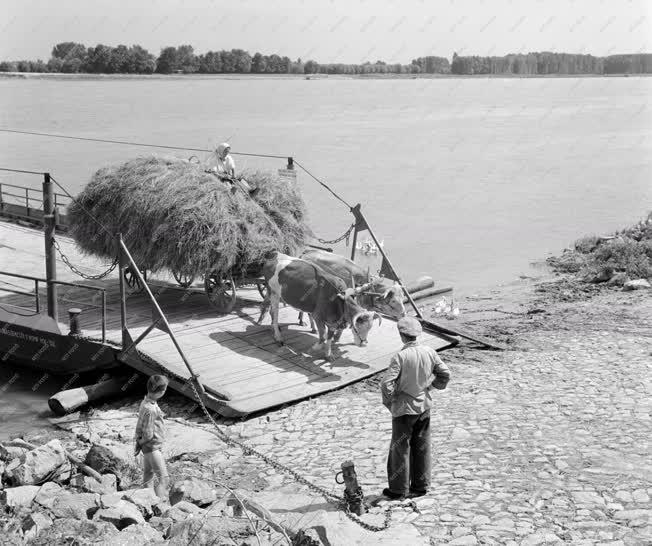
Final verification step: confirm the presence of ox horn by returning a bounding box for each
[354,282,373,295]
[373,312,382,325]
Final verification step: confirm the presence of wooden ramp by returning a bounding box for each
[0,222,455,417]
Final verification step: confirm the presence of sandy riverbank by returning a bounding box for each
[1,262,650,544]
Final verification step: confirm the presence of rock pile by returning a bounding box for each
[0,436,280,544]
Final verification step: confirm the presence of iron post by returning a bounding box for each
[335,460,366,515]
[43,172,58,320]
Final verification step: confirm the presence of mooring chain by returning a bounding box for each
[316,223,355,246]
[76,337,410,533]
[52,237,119,280]
[182,377,412,532]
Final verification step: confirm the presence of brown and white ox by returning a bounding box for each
[297,249,406,337]
[257,252,382,360]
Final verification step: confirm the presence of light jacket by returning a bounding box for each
[134,396,166,453]
[381,341,450,417]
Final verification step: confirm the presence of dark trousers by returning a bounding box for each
[386,410,431,495]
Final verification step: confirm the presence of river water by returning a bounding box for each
[1,75,651,437]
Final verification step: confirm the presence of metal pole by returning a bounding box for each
[118,234,129,348]
[43,173,58,320]
[118,238,208,398]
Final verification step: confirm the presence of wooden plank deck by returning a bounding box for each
[0,221,455,417]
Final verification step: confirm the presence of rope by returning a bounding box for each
[0,128,286,159]
[0,167,45,175]
[0,128,353,210]
[294,159,352,210]
[49,175,114,238]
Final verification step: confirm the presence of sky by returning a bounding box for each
[1,0,651,63]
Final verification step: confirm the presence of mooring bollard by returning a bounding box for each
[335,460,366,515]
[68,308,82,336]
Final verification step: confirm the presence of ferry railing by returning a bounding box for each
[0,270,107,342]
[0,181,70,228]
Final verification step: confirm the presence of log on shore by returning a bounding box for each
[404,286,453,303]
[48,376,140,416]
[404,276,435,294]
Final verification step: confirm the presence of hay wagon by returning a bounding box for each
[123,263,268,314]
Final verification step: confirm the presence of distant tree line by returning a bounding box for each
[450,51,652,75]
[1,42,651,75]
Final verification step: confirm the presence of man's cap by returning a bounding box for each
[397,316,422,336]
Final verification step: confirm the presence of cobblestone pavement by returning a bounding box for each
[226,288,652,545]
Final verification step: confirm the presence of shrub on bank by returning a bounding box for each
[548,212,652,282]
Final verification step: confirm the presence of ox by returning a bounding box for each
[257,252,382,360]
[297,249,406,335]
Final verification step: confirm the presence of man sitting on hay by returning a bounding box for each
[206,142,259,197]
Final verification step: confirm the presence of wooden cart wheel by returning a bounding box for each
[256,278,269,299]
[205,272,237,313]
[124,266,145,294]
[172,270,196,288]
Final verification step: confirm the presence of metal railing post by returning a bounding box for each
[43,172,58,320]
[117,234,129,348]
[34,279,40,313]
[101,290,107,343]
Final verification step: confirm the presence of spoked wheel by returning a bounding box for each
[124,266,146,294]
[172,270,196,288]
[256,278,269,300]
[205,272,237,313]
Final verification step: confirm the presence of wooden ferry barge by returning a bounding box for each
[0,161,480,417]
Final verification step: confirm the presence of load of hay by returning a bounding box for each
[67,155,312,278]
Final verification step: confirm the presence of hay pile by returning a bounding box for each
[67,155,311,277]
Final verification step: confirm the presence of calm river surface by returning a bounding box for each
[1,75,651,436]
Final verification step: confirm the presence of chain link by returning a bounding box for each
[52,237,119,280]
[316,223,355,246]
[79,335,411,532]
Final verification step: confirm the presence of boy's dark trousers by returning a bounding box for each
[386,410,431,495]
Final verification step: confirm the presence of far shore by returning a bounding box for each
[1,71,650,81]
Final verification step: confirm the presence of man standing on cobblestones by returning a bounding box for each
[381,316,451,499]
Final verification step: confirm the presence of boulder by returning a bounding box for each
[623,279,651,291]
[93,499,146,530]
[50,491,100,519]
[71,473,117,495]
[4,439,67,486]
[100,491,124,509]
[586,267,613,284]
[34,481,63,509]
[163,499,205,522]
[169,477,218,507]
[167,514,251,545]
[0,485,40,509]
[607,272,628,286]
[21,511,53,541]
[28,518,118,546]
[148,515,174,536]
[0,444,29,462]
[84,442,136,487]
[113,523,164,545]
[152,498,172,517]
[121,487,160,517]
